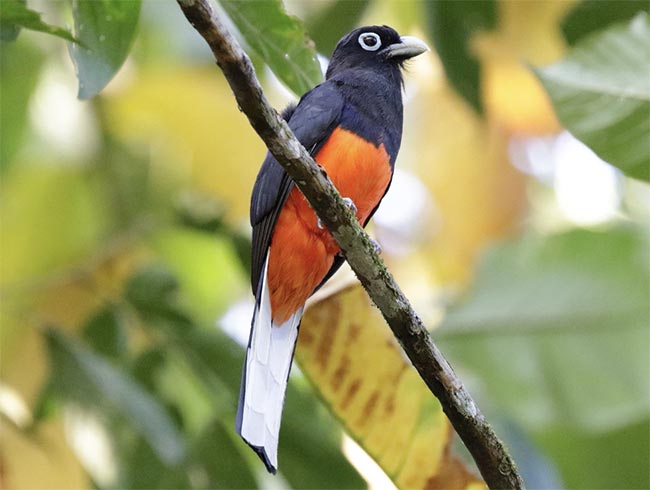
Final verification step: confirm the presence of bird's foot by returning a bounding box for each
[341,197,358,215]
[369,237,382,255]
[318,197,357,229]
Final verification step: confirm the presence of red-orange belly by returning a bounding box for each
[267,127,392,324]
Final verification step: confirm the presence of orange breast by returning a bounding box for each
[267,127,392,324]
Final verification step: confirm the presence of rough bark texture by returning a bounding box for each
[176,1,524,488]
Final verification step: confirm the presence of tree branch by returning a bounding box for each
[176,1,524,488]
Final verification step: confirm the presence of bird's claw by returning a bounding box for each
[370,237,382,255]
[341,197,357,215]
[317,197,357,229]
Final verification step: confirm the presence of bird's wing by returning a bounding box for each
[249,81,344,294]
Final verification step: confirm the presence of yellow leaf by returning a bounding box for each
[402,80,527,283]
[473,0,575,135]
[297,285,484,489]
[105,67,272,220]
[1,415,88,490]
[1,245,143,490]
[481,60,559,135]
[0,166,110,289]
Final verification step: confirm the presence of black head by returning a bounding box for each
[326,25,428,80]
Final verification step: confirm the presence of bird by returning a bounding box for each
[236,25,428,474]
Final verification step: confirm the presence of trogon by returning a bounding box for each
[236,25,428,473]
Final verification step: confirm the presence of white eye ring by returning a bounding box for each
[358,32,381,51]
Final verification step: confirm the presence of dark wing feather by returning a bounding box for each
[250,82,344,293]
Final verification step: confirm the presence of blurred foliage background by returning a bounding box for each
[1,0,649,489]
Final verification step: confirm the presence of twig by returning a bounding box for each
[176,0,524,488]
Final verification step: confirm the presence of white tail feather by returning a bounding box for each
[237,255,303,472]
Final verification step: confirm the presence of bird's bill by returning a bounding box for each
[385,36,430,59]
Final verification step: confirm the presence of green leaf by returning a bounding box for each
[70,0,142,99]
[179,420,258,489]
[131,347,168,393]
[44,328,186,465]
[0,0,77,43]
[536,14,650,181]
[140,308,364,488]
[118,434,183,490]
[535,419,650,489]
[31,379,59,424]
[126,350,257,489]
[175,194,252,275]
[305,0,370,55]
[561,0,649,45]
[280,381,367,489]
[149,228,246,323]
[424,0,496,112]
[437,228,650,431]
[0,41,43,173]
[219,0,322,96]
[82,306,128,361]
[124,263,180,314]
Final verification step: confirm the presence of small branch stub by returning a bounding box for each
[176,1,524,488]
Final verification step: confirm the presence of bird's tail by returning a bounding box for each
[235,256,303,473]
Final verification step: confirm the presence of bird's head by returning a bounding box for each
[326,25,429,79]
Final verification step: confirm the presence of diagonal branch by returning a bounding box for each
[176,0,524,488]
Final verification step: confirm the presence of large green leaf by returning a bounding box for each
[536,14,650,181]
[70,0,142,99]
[437,228,650,431]
[535,419,650,489]
[561,0,649,45]
[0,0,77,42]
[44,329,186,465]
[424,0,496,112]
[219,0,322,96]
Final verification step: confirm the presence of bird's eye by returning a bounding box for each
[358,32,381,51]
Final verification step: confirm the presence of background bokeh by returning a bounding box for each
[1,0,648,489]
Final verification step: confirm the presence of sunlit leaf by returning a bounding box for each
[536,14,650,181]
[0,0,77,43]
[0,166,110,292]
[424,0,496,112]
[298,286,483,489]
[219,0,322,96]
[561,0,649,45]
[174,193,252,275]
[403,82,527,282]
[472,0,569,135]
[71,0,141,99]
[437,228,650,431]
[150,227,246,323]
[44,329,186,465]
[0,41,43,172]
[106,68,266,221]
